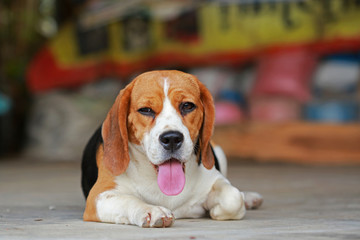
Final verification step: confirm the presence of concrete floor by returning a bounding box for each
[0,159,359,240]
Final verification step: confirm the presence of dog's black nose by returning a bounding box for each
[159,131,184,152]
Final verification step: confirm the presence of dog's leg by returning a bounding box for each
[205,178,246,220]
[96,191,175,227]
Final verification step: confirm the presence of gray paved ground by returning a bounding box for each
[0,159,359,239]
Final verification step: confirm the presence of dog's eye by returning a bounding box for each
[138,107,155,117]
[180,102,196,115]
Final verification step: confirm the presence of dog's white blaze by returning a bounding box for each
[142,78,193,165]
[163,77,169,96]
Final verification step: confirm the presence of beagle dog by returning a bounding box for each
[81,70,262,227]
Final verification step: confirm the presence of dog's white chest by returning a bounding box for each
[114,151,223,218]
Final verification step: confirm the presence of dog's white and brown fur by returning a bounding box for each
[81,70,262,227]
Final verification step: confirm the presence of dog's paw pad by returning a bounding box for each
[153,214,175,228]
[141,214,151,228]
[244,192,263,210]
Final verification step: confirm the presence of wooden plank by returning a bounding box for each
[213,122,360,165]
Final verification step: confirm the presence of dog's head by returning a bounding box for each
[101,70,215,195]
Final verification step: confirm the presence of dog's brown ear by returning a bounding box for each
[198,79,215,170]
[102,83,133,176]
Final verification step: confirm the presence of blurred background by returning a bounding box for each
[1,0,360,165]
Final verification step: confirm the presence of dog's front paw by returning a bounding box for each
[140,206,175,228]
[209,185,246,221]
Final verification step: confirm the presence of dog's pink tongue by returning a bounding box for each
[157,159,185,196]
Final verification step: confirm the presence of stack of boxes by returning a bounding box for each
[305,55,359,123]
[249,48,317,122]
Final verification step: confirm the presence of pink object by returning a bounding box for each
[157,159,185,196]
[215,101,244,125]
[251,48,317,102]
[250,96,301,122]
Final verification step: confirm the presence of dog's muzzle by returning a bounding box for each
[157,130,186,196]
